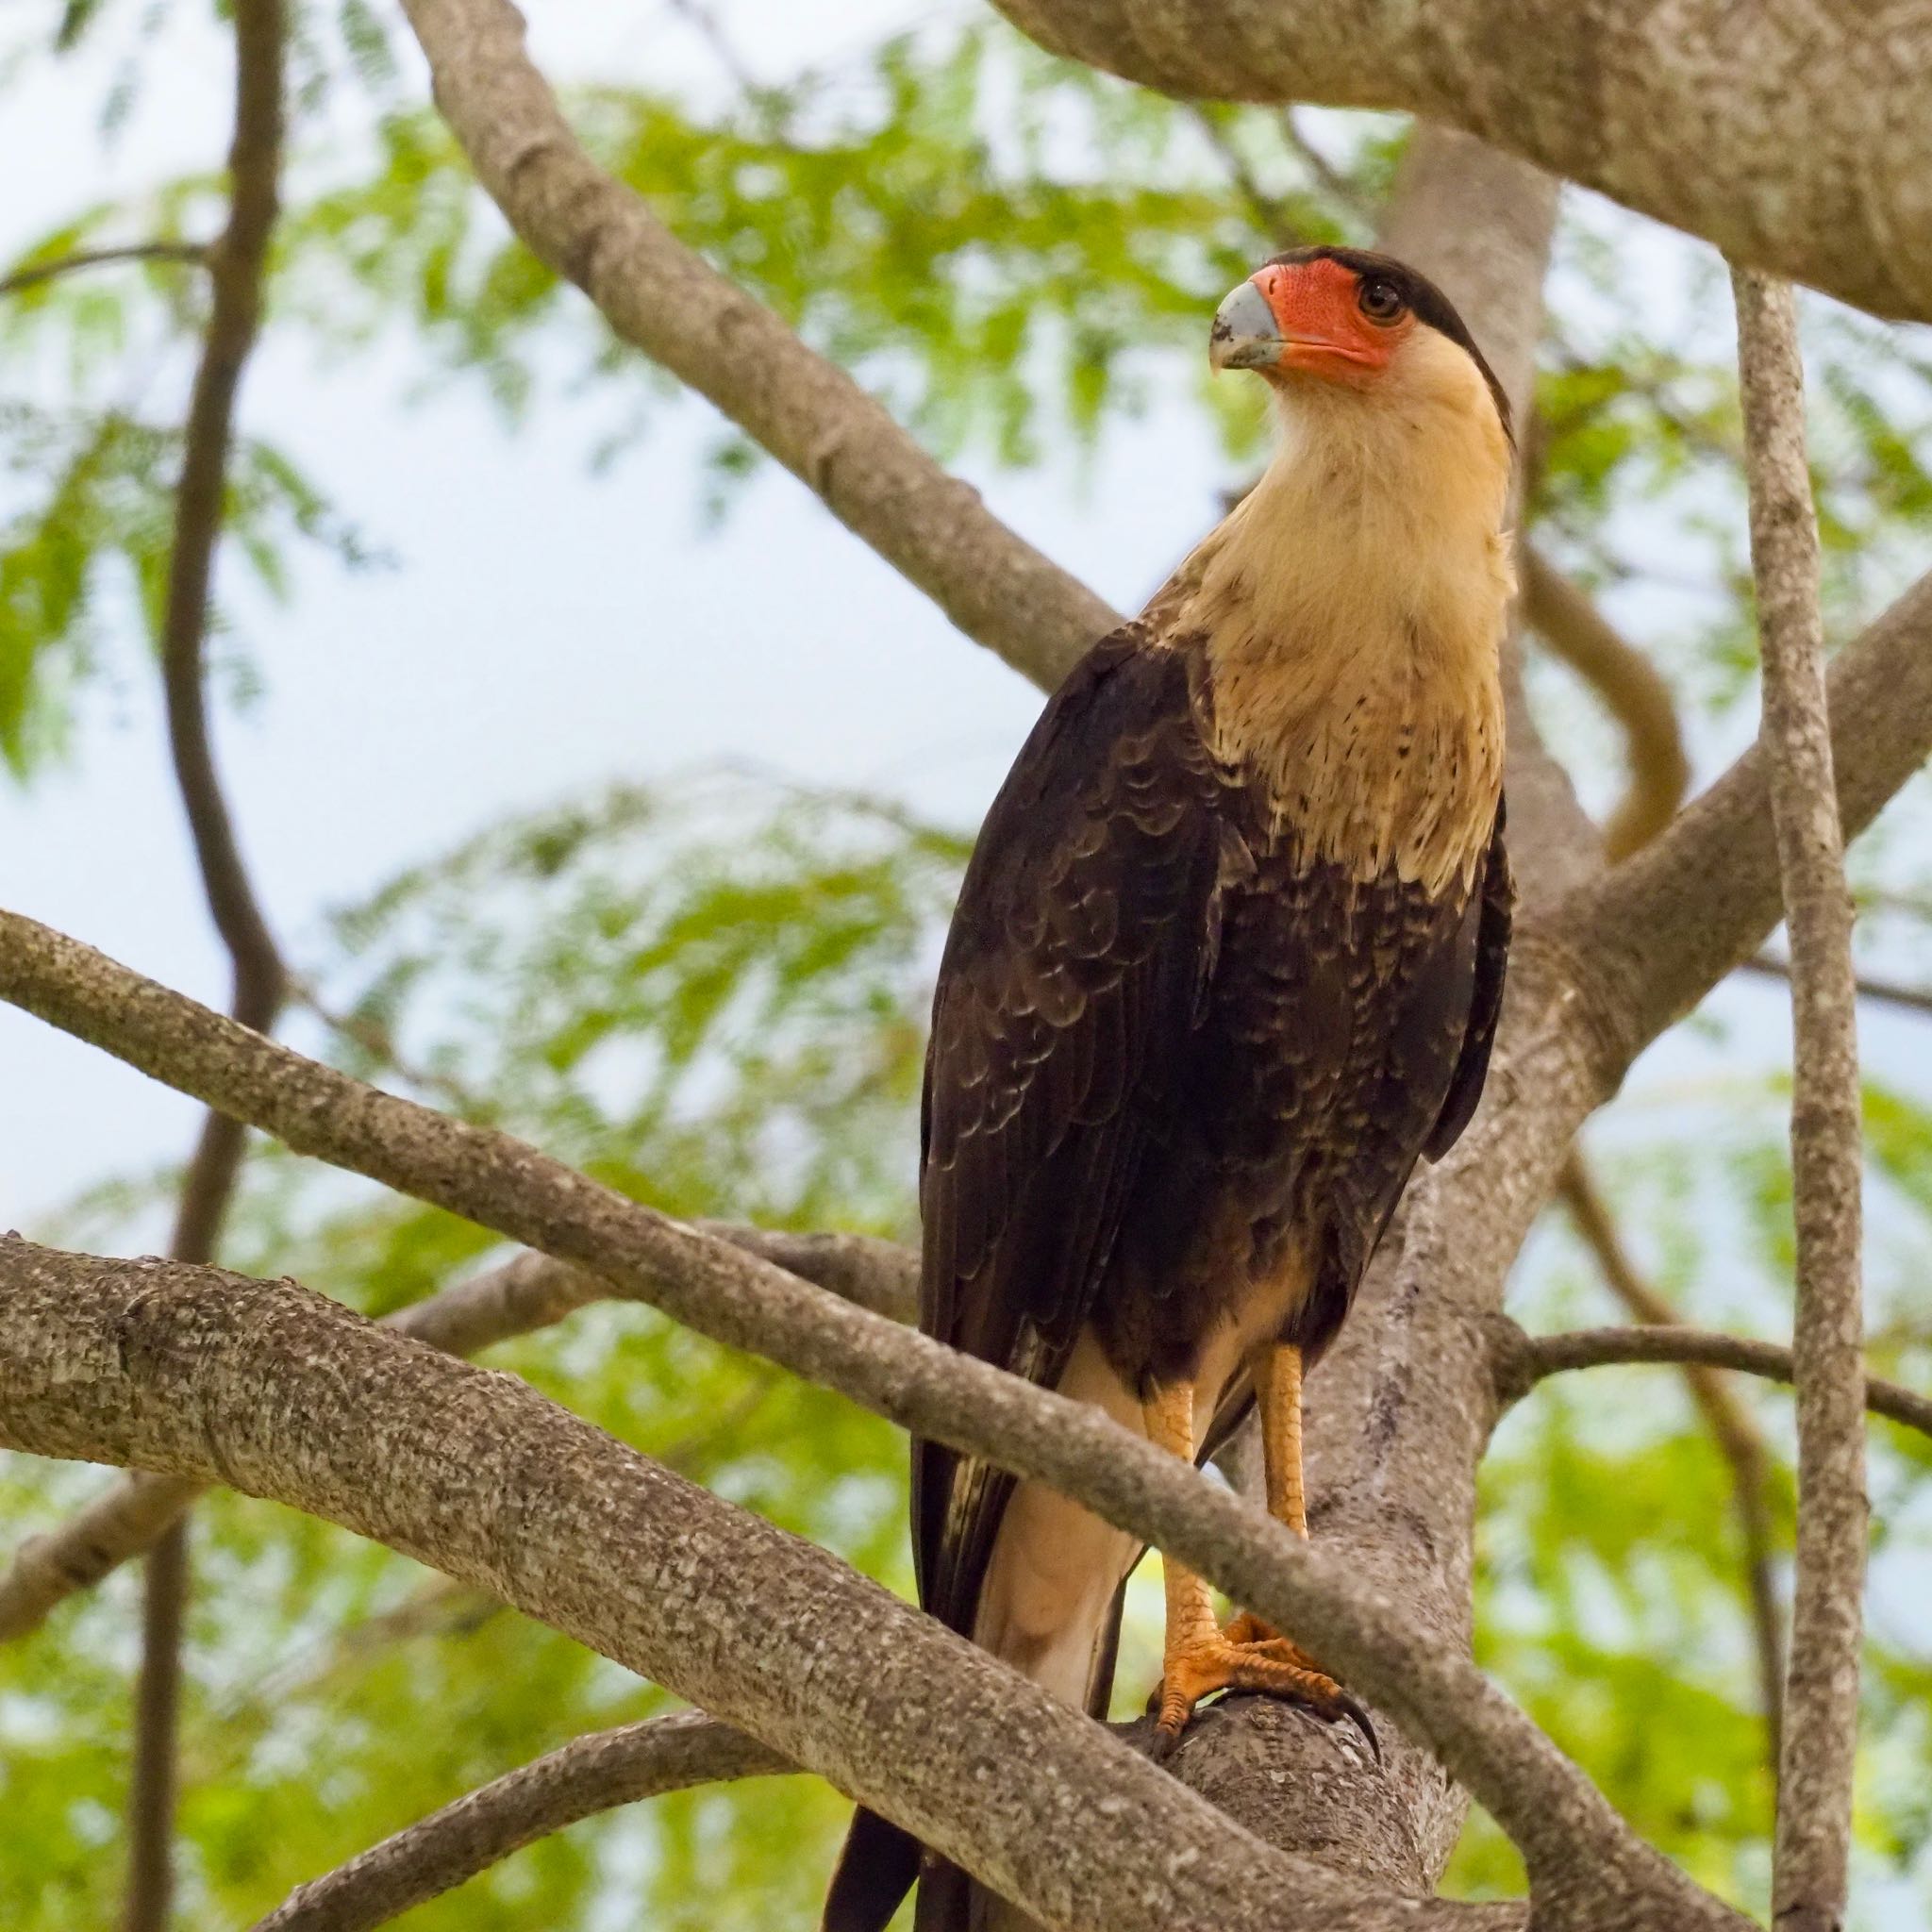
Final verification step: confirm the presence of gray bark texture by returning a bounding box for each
[1,0,1925,1920]
[1732,268,1868,1932]
[984,0,1932,325]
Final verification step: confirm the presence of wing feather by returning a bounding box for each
[912,634,1224,1633]
[1424,799,1513,1160]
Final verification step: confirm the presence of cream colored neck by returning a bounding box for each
[1168,343,1514,895]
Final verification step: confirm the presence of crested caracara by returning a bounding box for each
[824,246,1515,1932]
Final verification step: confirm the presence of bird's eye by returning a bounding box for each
[1357,277,1406,325]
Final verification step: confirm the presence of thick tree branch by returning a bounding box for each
[1557,1157,1784,1759]
[1495,1324,1932,1444]
[254,1712,790,1932]
[130,8,288,1925]
[0,922,1746,1927]
[395,0,1116,693]
[1731,268,1866,1932]
[0,241,209,300]
[1522,549,1690,860]
[985,0,1932,326]
[0,1237,1531,1932]
[0,1235,914,1641]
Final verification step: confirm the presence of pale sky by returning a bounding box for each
[1,0,1924,1241]
[5,7,1932,1923]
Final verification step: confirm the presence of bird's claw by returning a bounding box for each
[1147,1626,1380,1763]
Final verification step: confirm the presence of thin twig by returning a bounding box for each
[1557,1157,1785,1763]
[1188,105,1303,244]
[1497,1324,1929,1442]
[1741,951,1932,1020]
[0,1236,916,1641]
[1280,108,1374,225]
[1521,548,1690,859]
[1732,265,1866,1932]
[0,241,208,301]
[252,1711,789,1931]
[128,8,288,1927]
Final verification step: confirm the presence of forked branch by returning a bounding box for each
[0,919,1748,1926]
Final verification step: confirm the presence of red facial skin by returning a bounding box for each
[1250,258,1414,388]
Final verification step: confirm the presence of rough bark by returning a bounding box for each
[0,919,1747,1928]
[984,0,1932,325]
[0,1235,914,1641]
[128,6,288,1924]
[0,1238,1528,1932]
[1731,267,1867,1932]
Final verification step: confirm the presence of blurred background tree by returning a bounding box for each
[3,3,1931,1927]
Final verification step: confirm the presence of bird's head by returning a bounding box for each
[1209,246,1511,446]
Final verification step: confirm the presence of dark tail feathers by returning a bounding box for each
[823,1807,990,1932]
[823,1806,921,1932]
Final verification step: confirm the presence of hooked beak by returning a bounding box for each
[1208,278,1283,374]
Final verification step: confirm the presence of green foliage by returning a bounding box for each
[0,404,373,774]
[7,5,1932,1927]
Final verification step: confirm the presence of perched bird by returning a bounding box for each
[824,246,1516,1932]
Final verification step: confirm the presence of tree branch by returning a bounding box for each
[1742,952,1932,1021]
[395,0,1117,694]
[253,1712,790,1932]
[0,921,1749,1927]
[1557,1157,1784,1761]
[1731,267,1866,1932]
[984,0,1932,325]
[0,1235,915,1641]
[1521,548,1690,860]
[129,7,288,1924]
[1554,563,1932,1073]
[0,1236,1532,1932]
[1494,1323,1932,1443]
[0,242,209,301]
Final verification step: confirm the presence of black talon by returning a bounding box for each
[1329,1690,1381,1763]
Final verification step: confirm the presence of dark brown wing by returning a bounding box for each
[913,632,1225,1638]
[1424,799,1512,1160]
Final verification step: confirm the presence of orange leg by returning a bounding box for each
[1144,1363,1363,1753]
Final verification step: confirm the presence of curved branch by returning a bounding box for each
[132,7,289,1924]
[0,916,1749,1928]
[1557,1158,1784,1763]
[1496,1324,1932,1443]
[395,0,1117,694]
[253,1713,790,1932]
[985,0,1932,326]
[0,242,208,300]
[1521,549,1690,860]
[1732,267,1866,1932]
[0,1235,915,1641]
[0,1236,1525,1932]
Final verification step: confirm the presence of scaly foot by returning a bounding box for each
[1152,1619,1378,1761]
